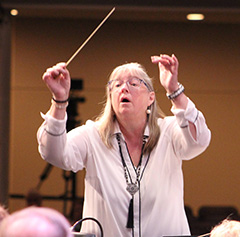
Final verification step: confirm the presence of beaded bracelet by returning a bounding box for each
[166,83,185,100]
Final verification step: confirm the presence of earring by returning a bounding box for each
[146,106,151,115]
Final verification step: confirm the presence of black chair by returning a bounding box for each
[198,205,239,222]
[195,206,239,234]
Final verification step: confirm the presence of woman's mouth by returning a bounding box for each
[121,98,130,103]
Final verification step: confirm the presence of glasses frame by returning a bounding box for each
[108,78,151,91]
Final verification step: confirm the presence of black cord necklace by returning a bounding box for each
[116,133,147,229]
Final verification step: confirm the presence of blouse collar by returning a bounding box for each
[112,120,149,139]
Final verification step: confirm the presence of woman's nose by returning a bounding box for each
[120,81,130,92]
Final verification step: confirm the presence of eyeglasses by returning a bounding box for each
[108,77,150,91]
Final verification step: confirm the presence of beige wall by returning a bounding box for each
[8,17,240,216]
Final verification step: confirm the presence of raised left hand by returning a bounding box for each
[151,54,179,94]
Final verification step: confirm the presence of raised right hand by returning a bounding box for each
[42,62,71,101]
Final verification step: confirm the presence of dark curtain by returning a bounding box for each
[0,8,11,206]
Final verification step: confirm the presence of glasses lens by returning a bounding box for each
[108,79,122,90]
[113,79,123,89]
[108,78,146,91]
[128,78,141,87]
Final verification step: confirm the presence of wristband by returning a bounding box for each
[166,83,185,100]
[51,99,68,109]
[52,97,69,103]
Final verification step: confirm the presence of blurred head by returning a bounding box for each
[210,219,240,237]
[0,206,73,237]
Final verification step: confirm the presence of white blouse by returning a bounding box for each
[37,98,211,237]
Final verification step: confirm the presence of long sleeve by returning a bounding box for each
[169,98,211,160]
[37,112,69,168]
[37,112,88,172]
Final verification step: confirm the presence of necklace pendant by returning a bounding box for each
[126,183,139,195]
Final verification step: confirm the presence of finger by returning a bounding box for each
[151,55,170,68]
[159,54,174,66]
[151,56,160,64]
[54,63,70,79]
[44,67,59,79]
[42,71,53,81]
[52,64,65,73]
[55,62,67,68]
[59,67,70,80]
[172,54,179,66]
[159,54,171,60]
[46,65,66,80]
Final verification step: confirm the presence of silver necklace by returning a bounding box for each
[116,134,146,196]
[116,133,148,229]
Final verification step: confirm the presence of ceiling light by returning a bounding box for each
[10,9,18,16]
[186,13,205,21]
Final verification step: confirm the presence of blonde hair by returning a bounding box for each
[210,219,240,237]
[95,62,165,154]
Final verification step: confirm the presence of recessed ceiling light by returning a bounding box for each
[186,13,205,21]
[10,9,19,16]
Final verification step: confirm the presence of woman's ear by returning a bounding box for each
[148,91,155,106]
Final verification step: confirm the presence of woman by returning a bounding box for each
[37,54,211,237]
